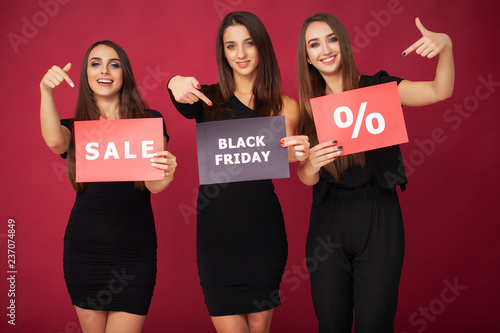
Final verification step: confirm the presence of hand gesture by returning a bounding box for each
[40,63,74,91]
[150,151,177,182]
[280,135,310,162]
[304,141,343,175]
[168,75,212,106]
[402,18,452,59]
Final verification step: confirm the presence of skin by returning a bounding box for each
[86,44,124,119]
[297,17,454,186]
[168,24,306,333]
[40,44,175,332]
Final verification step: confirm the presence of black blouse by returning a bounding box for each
[312,71,407,206]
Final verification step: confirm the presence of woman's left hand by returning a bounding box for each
[151,151,177,182]
[402,17,452,59]
[280,135,310,162]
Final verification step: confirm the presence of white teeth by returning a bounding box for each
[98,79,113,84]
[322,56,335,62]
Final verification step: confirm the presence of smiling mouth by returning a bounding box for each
[236,61,250,67]
[321,56,336,63]
[97,79,113,84]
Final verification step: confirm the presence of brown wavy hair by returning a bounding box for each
[297,12,365,180]
[203,11,283,121]
[66,40,150,192]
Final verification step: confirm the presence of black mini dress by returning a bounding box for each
[60,110,167,315]
[169,87,288,316]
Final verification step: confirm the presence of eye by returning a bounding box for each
[90,61,100,67]
[309,42,319,48]
[110,62,120,69]
[329,37,338,43]
[245,40,255,47]
[226,44,236,50]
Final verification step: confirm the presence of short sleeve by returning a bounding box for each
[360,70,403,88]
[59,118,74,159]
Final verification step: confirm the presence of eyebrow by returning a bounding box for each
[89,57,121,62]
[307,32,336,45]
[224,37,253,45]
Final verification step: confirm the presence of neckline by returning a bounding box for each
[231,94,253,112]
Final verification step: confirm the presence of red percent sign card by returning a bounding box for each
[74,118,164,182]
[310,81,408,155]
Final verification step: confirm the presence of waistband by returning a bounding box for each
[323,183,394,199]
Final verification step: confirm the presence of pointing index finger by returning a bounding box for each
[402,36,425,57]
[402,18,428,57]
[193,87,213,106]
[61,63,74,87]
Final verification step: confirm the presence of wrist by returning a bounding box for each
[40,85,54,94]
[167,75,180,90]
[300,159,320,177]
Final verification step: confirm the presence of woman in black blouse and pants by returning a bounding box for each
[296,13,454,333]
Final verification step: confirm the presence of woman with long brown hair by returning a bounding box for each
[167,11,308,333]
[40,40,176,332]
[296,13,454,332]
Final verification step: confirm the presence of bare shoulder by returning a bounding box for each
[282,95,298,107]
[281,95,299,115]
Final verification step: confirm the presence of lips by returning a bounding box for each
[320,55,336,64]
[97,79,113,84]
[236,60,250,68]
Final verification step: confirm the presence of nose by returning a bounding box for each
[321,42,332,55]
[101,66,109,75]
[237,45,246,59]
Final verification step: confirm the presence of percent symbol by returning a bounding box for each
[333,102,385,139]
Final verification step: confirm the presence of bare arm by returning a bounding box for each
[398,18,455,106]
[40,63,74,154]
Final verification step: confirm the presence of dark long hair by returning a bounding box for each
[297,12,365,180]
[204,11,283,121]
[67,40,150,191]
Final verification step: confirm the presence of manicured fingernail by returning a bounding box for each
[280,143,285,147]
[208,101,213,106]
[151,163,156,167]
[150,159,155,162]
[337,151,343,155]
[280,139,285,143]
[401,52,406,57]
[196,84,201,89]
[332,140,337,144]
[70,83,75,88]
[337,146,343,149]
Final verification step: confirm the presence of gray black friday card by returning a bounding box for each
[196,116,289,184]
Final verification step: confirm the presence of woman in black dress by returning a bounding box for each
[168,12,308,333]
[296,13,454,332]
[40,40,176,332]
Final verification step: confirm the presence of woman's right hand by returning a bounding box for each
[303,141,343,175]
[167,75,212,106]
[40,63,74,92]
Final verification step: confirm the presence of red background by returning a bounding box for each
[1,0,499,332]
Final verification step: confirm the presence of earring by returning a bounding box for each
[307,60,312,65]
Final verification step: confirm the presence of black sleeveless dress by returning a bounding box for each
[60,110,167,315]
[169,87,288,316]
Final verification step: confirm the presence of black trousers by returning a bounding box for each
[306,185,405,333]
